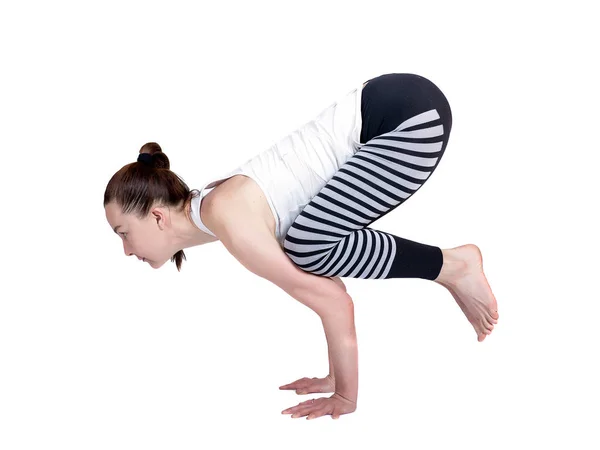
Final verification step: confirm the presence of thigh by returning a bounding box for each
[282,75,453,272]
[283,78,452,248]
[360,73,452,144]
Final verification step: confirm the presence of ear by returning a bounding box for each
[151,206,169,230]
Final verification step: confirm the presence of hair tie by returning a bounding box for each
[137,153,154,166]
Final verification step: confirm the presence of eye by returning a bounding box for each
[120,232,128,239]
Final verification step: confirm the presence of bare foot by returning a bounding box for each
[434,244,499,342]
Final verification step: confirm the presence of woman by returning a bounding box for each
[104,73,499,420]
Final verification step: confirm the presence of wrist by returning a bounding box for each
[333,391,357,405]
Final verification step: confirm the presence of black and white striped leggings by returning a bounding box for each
[282,73,453,280]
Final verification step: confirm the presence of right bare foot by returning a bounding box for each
[434,244,499,342]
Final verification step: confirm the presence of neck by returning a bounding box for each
[171,204,219,250]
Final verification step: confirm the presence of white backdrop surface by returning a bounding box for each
[0,1,598,449]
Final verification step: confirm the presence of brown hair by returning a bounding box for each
[103,142,198,271]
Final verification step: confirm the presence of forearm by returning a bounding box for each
[321,305,358,404]
[287,275,356,400]
[328,345,335,379]
[326,277,347,380]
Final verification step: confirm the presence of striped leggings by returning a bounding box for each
[282,73,453,280]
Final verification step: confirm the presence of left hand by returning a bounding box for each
[281,393,357,420]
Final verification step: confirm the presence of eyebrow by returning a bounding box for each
[113,225,121,234]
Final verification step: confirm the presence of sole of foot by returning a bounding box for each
[437,244,499,342]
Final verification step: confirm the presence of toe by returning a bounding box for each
[484,316,496,329]
[491,310,499,320]
[478,317,492,331]
[482,322,492,333]
[484,311,498,325]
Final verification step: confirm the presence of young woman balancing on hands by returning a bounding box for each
[104,73,499,420]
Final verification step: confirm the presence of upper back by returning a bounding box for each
[205,174,278,242]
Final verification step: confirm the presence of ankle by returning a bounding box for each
[434,248,467,288]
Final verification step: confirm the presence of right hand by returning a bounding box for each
[279,375,335,394]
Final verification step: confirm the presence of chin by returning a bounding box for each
[149,259,167,269]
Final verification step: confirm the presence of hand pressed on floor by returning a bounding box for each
[281,393,357,420]
[279,375,335,394]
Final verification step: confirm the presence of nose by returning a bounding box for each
[123,242,143,261]
[123,241,134,257]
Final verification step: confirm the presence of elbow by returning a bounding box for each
[330,276,347,293]
[289,277,354,319]
[317,292,354,322]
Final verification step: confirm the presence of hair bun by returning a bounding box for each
[139,142,170,170]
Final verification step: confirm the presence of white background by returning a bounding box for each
[1,0,598,449]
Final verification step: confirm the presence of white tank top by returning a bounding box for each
[191,82,365,247]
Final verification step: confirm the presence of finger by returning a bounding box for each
[279,378,309,389]
[282,399,320,415]
[296,385,318,394]
[280,382,305,390]
[307,406,329,420]
[281,400,312,414]
[332,406,340,420]
[291,406,318,419]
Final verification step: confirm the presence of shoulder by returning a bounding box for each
[203,175,277,241]
[202,185,310,294]
[203,174,258,209]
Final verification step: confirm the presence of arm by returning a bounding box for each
[321,301,358,404]
[327,277,347,381]
[204,198,358,403]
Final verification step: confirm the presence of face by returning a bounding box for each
[105,202,173,269]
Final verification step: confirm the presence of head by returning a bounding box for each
[104,142,197,270]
